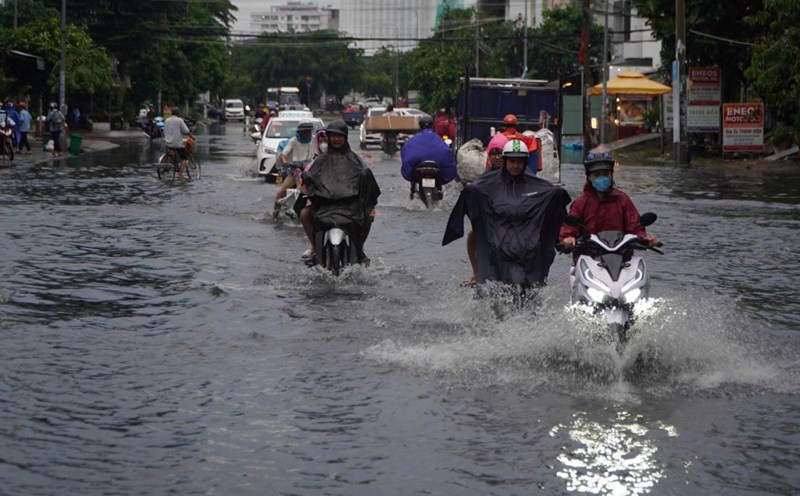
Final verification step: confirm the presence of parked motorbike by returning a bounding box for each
[557,213,663,353]
[410,160,443,208]
[74,114,93,132]
[381,131,399,156]
[143,116,165,140]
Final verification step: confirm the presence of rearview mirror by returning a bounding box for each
[250,131,262,143]
[640,212,657,227]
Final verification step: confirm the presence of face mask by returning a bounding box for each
[591,176,612,193]
[296,131,312,144]
[319,143,328,153]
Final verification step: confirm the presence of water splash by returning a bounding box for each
[364,284,784,397]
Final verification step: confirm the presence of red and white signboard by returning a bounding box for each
[688,67,721,105]
[688,67,721,132]
[722,103,764,152]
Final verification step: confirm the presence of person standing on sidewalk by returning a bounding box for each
[46,102,66,157]
[16,101,32,154]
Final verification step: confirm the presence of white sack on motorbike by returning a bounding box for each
[456,138,486,184]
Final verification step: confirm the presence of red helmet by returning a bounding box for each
[503,114,517,126]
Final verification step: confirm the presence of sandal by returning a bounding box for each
[301,248,314,261]
[460,275,477,288]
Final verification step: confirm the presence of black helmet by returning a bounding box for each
[297,121,314,132]
[325,119,348,136]
[419,116,434,129]
[583,151,614,174]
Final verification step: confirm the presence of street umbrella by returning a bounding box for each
[588,70,671,96]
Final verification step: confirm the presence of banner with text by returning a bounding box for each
[722,103,764,152]
[688,67,721,132]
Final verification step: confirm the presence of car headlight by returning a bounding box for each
[263,145,277,154]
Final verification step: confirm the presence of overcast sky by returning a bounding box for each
[231,0,342,33]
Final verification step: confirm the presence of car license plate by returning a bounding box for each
[422,178,436,188]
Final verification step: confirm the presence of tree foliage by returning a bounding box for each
[9,17,115,96]
[746,0,800,128]
[630,0,764,100]
[527,6,605,81]
[227,30,364,104]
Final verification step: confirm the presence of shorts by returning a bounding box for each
[168,147,189,161]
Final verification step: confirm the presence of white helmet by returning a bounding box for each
[502,139,529,159]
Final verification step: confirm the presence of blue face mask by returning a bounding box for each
[591,176,612,193]
[296,131,312,144]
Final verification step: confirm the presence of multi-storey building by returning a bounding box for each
[250,1,339,34]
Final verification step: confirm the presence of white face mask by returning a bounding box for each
[319,143,328,153]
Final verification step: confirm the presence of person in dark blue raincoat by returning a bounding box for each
[400,116,457,185]
[443,139,571,288]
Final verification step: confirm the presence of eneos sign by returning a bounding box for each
[722,103,764,152]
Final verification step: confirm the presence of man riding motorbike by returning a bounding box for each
[273,121,317,220]
[302,120,380,266]
[400,116,457,198]
[443,139,571,289]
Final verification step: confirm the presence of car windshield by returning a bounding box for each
[369,109,385,117]
[265,119,322,138]
[226,101,243,109]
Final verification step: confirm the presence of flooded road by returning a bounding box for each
[1,123,799,495]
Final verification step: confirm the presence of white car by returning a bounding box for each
[255,115,325,181]
[223,98,245,120]
[358,107,430,149]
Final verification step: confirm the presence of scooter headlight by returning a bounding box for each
[579,260,609,291]
[622,287,641,303]
[586,287,607,303]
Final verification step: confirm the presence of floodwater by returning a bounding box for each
[1,123,799,495]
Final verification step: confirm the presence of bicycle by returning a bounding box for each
[157,146,200,180]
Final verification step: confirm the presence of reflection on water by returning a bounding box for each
[551,409,677,495]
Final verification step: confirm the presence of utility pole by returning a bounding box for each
[581,0,592,151]
[474,11,480,77]
[522,1,528,78]
[14,0,18,29]
[59,0,66,113]
[674,0,689,163]
[600,0,609,145]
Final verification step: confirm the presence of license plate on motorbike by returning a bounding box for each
[422,178,436,188]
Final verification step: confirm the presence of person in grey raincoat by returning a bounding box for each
[443,139,571,288]
[302,120,380,265]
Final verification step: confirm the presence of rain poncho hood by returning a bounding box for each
[443,167,571,286]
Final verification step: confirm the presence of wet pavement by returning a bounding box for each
[1,121,799,495]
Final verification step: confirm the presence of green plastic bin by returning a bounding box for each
[69,133,83,155]
[42,132,51,151]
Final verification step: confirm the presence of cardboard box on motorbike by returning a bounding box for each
[365,115,420,134]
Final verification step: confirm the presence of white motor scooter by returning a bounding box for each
[559,213,663,352]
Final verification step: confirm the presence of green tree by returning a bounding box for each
[746,0,800,129]
[630,0,764,100]
[228,30,364,105]
[9,17,115,97]
[39,0,235,111]
[526,5,605,81]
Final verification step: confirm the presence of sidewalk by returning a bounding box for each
[0,122,144,167]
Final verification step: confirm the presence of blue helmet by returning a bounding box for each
[584,151,614,174]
